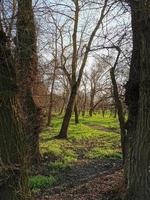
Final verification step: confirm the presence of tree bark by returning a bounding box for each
[0,22,30,200]
[125,0,150,200]
[17,0,41,164]
[124,0,141,190]
[57,84,77,139]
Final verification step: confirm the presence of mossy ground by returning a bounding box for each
[30,113,122,191]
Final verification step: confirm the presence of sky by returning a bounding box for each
[34,0,131,76]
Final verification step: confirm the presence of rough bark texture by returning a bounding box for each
[124,0,140,186]
[17,0,41,164]
[0,22,30,200]
[125,1,150,199]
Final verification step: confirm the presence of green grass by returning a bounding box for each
[80,113,119,129]
[29,175,56,190]
[86,147,122,159]
[40,113,121,161]
[40,139,77,163]
[31,113,121,191]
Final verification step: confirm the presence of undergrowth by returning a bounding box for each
[31,113,121,191]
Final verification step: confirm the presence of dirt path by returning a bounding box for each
[87,124,120,134]
[36,159,123,200]
[44,169,124,200]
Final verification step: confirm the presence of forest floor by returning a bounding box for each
[30,114,125,200]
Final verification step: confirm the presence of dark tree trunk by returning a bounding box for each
[74,102,79,124]
[57,84,77,139]
[17,0,41,164]
[110,67,126,163]
[89,108,93,117]
[124,0,140,189]
[113,107,117,118]
[0,23,30,200]
[125,1,150,199]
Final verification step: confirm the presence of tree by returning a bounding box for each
[81,73,88,116]
[0,20,30,200]
[109,46,126,163]
[74,100,79,124]
[17,0,41,164]
[58,0,111,138]
[47,60,57,127]
[125,1,150,199]
[88,62,106,116]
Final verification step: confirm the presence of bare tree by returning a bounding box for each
[87,62,107,116]
[56,0,113,138]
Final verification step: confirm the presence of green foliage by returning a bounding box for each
[40,139,77,164]
[48,161,71,170]
[29,175,56,189]
[37,113,121,191]
[63,149,77,163]
[40,141,62,156]
[40,114,121,163]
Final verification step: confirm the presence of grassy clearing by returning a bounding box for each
[86,147,122,159]
[80,113,119,129]
[31,114,121,191]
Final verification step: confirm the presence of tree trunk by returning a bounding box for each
[17,0,41,164]
[89,108,93,117]
[82,87,87,117]
[47,93,53,127]
[102,109,105,118]
[125,1,150,199]
[124,0,140,189]
[0,23,30,200]
[74,102,79,124]
[57,84,77,139]
[59,97,65,116]
[89,94,94,117]
[110,67,126,163]
[113,107,117,118]
[47,68,56,126]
